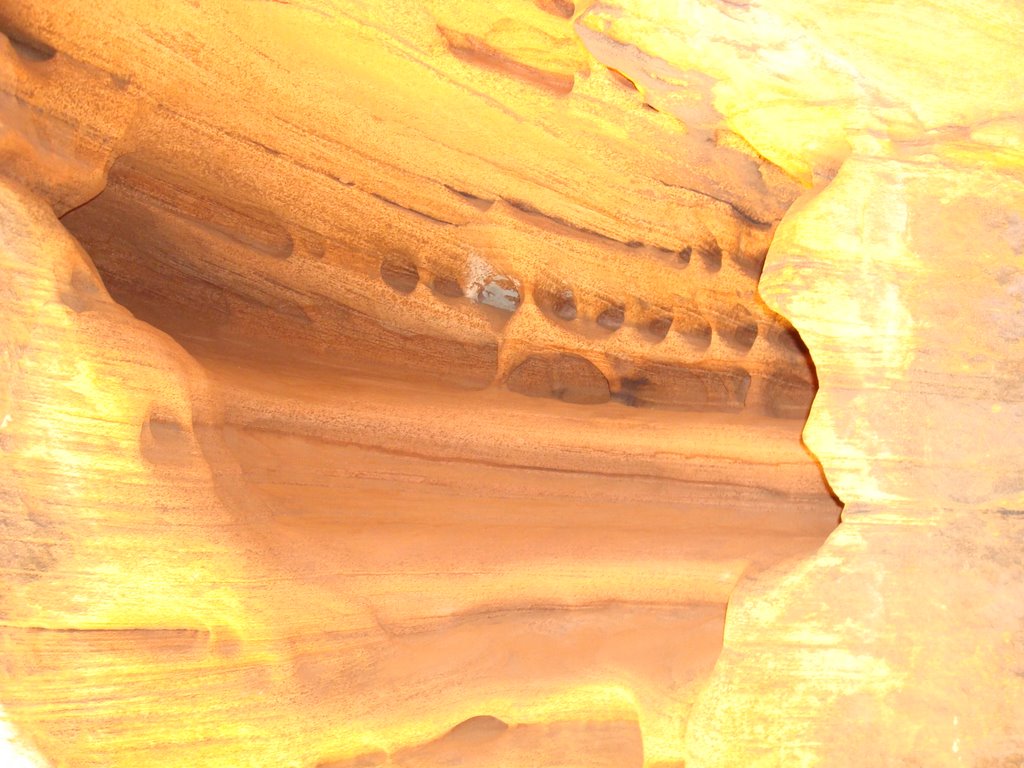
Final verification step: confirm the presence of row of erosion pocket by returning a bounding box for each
[380,255,761,354]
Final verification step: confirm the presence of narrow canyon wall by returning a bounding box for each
[0,2,834,766]
[1,1,1022,767]
[597,1,1024,765]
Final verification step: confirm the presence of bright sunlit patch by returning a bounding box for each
[0,707,48,768]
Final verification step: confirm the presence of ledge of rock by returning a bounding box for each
[0,1,1020,767]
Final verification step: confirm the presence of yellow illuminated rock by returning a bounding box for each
[0,1,1021,767]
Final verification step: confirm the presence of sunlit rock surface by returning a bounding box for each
[1,0,1021,766]
[622,1,1024,765]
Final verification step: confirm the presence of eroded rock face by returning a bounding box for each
[0,3,837,767]
[0,163,835,768]
[584,0,1024,764]
[2,0,1020,767]
[689,155,1024,767]
[0,0,818,415]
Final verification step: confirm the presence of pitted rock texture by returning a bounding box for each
[0,174,836,768]
[0,3,838,766]
[3,0,815,418]
[6,1,1022,767]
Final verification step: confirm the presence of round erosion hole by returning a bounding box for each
[596,304,624,331]
[720,304,759,352]
[380,254,419,294]
[551,289,577,320]
[431,274,464,298]
[536,284,577,322]
[676,308,713,351]
[698,241,722,272]
[647,313,673,341]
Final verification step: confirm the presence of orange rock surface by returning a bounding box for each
[0,1,1021,767]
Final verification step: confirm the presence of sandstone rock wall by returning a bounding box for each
[4,0,1022,766]
[0,2,840,767]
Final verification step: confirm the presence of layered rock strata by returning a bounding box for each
[0,2,838,767]
[5,1,1022,767]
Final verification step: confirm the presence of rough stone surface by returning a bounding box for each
[1,1,1021,767]
[0,3,835,767]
